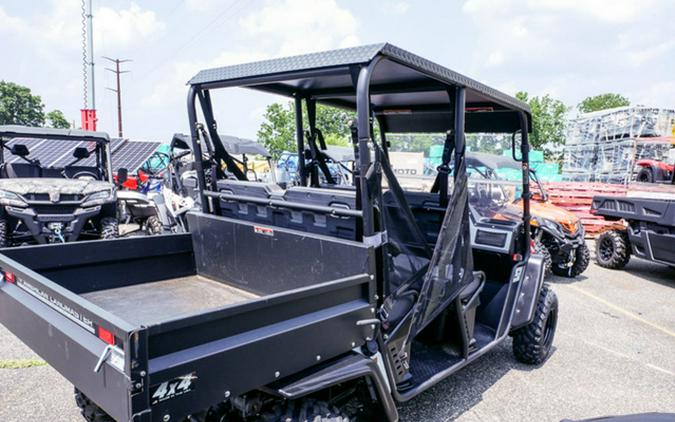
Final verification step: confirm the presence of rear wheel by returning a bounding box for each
[595,230,630,269]
[512,284,558,365]
[145,216,164,235]
[74,389,114,422]
[256,399,350,422]
[637,167,654,183]
[99,217,119,240]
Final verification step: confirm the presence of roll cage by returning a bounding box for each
[187,43,531,243]
[0,125,114,183]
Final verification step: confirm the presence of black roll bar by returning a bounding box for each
[187,85,209,212]
[519,111,531,257]
[294,96,307,186]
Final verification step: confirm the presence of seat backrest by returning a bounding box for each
[1,162,41,178]
[284,186,356,209]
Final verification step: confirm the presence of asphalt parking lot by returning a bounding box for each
[1,243,674,422]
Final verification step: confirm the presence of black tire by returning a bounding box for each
[534,238,552,277]
[257,399,349,422]
[552,241,590,277]
[75,389,114,422]
[0,218,8,248]
[512,284,558,365]
[99,217,119,240]
[145,216,164,235]
[636,167,654,183]
[595,230,631,269]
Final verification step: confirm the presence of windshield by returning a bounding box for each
[1,137,105,180]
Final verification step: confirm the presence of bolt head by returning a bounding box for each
[163,415,171,422]
[351,342,356,347]
[275,371,280,378]
[224,390,230,398]
[316,355,321,361]
[140,371,146,377]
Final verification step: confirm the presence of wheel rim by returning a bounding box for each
[543,308,556,347]
[599,237,615,261]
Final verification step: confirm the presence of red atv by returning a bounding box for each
[635,147,675,183]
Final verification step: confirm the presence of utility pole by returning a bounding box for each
[103,57,131,137]
[80,0,97,131]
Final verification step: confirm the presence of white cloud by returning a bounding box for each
[0,6,29,34]
[388,1,410,14]
[185,0,220,11]
[95,3,165,48]
[239,0,359,56]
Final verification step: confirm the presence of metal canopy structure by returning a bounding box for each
[186,42,533,248]
[189,43,531,134]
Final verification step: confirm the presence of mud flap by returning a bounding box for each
[510,254,545,330]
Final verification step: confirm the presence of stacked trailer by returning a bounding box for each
[562,107,675,184]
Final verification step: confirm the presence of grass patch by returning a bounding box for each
[0,359,47,369]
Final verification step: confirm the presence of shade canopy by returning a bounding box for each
[189,43,531,134]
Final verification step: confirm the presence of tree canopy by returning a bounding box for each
[516,91,568,161]
[46,110,70,129]
[577,93,630,114]
[257,102,354,158]
[0,81,70,129]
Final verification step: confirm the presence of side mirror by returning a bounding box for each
[73,147,91,159]
[11,144,30,157]
[117,167,129,185]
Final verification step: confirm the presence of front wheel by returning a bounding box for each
[534,238,552,277]
[595,230,630,269]
[636,167,654,183]
[552,241,590,277]
[256,399,350,422]
[512,284,558,365]
[99,217,119,240]
[0,218,9,248]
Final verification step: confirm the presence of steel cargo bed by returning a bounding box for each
[0,211,376,422]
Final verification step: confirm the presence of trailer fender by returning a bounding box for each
[275,352,398,422]
[510,254,545,330]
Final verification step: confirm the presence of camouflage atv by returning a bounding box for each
[0,125,119,246]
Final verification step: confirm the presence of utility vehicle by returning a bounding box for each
[635,147,675,183]
[0,44,556,422]
[0,125,119,245]
[592,193,675,269]
[117,135,197,235]
[465,152,589,277]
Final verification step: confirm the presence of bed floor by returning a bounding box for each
[82,275,259,326]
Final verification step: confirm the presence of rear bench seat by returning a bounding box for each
[216,180,358,240]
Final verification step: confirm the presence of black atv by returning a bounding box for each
[0,125,120,246]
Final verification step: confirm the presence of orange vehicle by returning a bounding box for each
[467,153,589,277]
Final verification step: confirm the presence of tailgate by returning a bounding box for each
[0,254,139,422]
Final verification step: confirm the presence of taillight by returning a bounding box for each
[512,253,523,262]
[4,272,15,283]
[529,239,536,253]
[97,326,115,345]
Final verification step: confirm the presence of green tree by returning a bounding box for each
[257,102,355,158]
[577,93,630,114]
[516,91,568,161]
[0,81,45,126]
[45,109,70,129]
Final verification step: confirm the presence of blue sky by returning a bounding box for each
[2,0,674,141]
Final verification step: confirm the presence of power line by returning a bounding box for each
[103,57,132,138]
